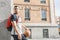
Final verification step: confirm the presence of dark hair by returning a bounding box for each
[14,6,17,7]
[14,6,18,10]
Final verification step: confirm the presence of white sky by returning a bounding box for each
[55,0,60,16]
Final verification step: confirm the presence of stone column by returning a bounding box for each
[50,0,56,24]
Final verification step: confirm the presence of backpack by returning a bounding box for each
[6,15,12,32]
[6,14,18,32]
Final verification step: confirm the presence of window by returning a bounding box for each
[59,32,60,35]
[58,24,60,27]
[24,0,30,2]
[41,0,46,3]
[43,29,49,38]
[29,29,32,39]
[59,28,60,35]
[41,9,47,21]
[25,8,30,20]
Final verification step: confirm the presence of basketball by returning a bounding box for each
[23,29,31,37]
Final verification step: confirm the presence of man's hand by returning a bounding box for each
[18,34,22,39]
[25,28,29,30]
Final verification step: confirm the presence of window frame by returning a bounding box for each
[40,0,46,4]
[43,29,49,38]
[24,0,30,2]
[28,29,32,39]
[41,9,47,21]
[25,8,30,20]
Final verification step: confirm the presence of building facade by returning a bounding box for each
[13,0,59,39]
[56,17,60,36]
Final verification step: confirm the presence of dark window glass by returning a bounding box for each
[25,8,30,20]
[24,0,30,2]
[43,29,49,38]
[41,9,47,21]
[41,0,46,3]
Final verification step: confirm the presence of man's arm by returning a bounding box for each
[11,21,22,39]
[22,25,28,30]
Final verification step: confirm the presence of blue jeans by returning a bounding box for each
[12,34,27,40]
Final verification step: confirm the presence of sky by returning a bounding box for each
[55,0,60,16]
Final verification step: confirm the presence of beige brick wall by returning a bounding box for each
[14,0,49,6]
[13,0,51,23]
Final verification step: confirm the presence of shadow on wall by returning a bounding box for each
[0,19,11,40]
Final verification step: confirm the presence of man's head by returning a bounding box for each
[14,6,18,14]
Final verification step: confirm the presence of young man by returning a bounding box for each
[11,6,28,40]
